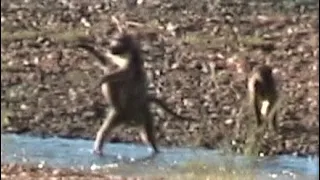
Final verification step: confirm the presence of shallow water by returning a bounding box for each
[1,134,318,179]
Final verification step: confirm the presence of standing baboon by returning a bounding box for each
[76,32,196,156]
[247,65,280,131]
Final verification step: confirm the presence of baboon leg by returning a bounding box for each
[270,111,278,132]
[266,98,279,132]
[267,104,278,132]
[149,96,196,121]
[253,96,262,127]
[139,130,149,144]
[141,108,160,154]
[93,108,121,156]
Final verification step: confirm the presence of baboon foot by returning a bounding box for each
[153,148,160,154]
[92,148,104,157]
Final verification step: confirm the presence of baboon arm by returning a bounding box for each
[98,68,132,83]
[76,43,110,66]
[105,52,129,68]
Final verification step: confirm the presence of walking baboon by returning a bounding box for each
[247,65,280,131]
[76,32,196,156]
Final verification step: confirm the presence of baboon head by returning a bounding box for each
[109,32,139,56]
[258,65,274,84]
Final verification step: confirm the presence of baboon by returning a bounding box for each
[76,32,196,156]
[247,65,280,132]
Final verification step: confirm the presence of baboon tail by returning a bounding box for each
[148,96,196,122]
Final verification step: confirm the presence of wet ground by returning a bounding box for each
[1,0,319,167]
[1,134,319,180]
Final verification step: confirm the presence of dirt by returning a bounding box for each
[1,163,163,180]
[1,0,319,159]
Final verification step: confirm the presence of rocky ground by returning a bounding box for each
[1,163,165,180]
[1,162,258,180]
[1,0,319,161]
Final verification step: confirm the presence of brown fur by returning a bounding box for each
[247,65,280,131]
[76,32,196,156]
